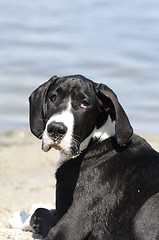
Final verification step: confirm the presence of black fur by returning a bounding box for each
[29,75,159,239]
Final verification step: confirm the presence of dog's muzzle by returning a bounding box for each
[42,121,69,153]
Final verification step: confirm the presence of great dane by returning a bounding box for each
[28,75,159,240]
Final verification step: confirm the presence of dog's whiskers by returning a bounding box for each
[70,136,81,156]
[35,130,43,139]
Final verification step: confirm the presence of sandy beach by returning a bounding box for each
[0,130,159,240]
[0,130,59,240]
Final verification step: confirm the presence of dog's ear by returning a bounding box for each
[96,83,133,146]
[29,76,58,139]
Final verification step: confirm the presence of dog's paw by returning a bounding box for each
[30,208,56,237]
[8,203,55,234]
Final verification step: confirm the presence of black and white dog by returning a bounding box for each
[29,75,159,240]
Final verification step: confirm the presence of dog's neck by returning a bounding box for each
[80,115,115,152]
[56,116,115,169]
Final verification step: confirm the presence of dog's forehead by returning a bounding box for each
[49,76,95,98]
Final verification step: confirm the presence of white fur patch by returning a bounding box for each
[80,116,115,152]
[42,99,74,155]
[93,115,115,141]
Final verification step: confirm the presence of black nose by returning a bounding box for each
[47,122,67,142]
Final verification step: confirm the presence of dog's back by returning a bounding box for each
[54,134,159,239]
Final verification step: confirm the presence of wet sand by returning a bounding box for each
[0,130,159,239]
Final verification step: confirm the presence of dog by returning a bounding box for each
[29,75,159,240]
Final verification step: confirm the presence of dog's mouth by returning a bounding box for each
[42,139,66,153]
[42,136,79,158]
[42,141,61,152]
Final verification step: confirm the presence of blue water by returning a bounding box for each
[0,0,159,134]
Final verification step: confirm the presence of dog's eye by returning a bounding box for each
[80,100,89,108]
[50,94,57,102]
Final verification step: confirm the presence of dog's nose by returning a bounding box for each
[47,122,67,141]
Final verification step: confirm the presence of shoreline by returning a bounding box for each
[0,130,159,239]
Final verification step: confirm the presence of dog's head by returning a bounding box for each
[29,75,133,158]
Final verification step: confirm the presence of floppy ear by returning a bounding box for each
[97,83,133,146]
[29,76,58,139]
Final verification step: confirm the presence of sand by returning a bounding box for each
[0,130,159,240]
[0,130,59,240]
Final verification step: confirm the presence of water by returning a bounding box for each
[0,0,159,134]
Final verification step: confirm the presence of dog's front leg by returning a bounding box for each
[47,221,69,240]
[47,221,88,240]
[47,207,90,240]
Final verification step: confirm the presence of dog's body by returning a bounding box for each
[29,75,159,240]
